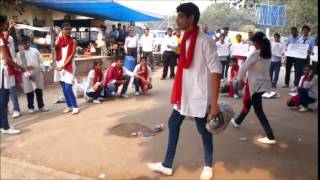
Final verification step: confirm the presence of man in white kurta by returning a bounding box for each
[16,37,48,113]
[148,3,222,180]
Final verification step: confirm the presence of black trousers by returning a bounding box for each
[142,51,153,68]
[284,56,295,86]
[234,92,275,140]
[26,89,44,110]
[162,51,177,79]
[127,48,137,62]
[312,61,318,75]
[220,60,229,78]
[294,57,309,87]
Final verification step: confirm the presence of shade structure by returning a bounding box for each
[23,0,164,22]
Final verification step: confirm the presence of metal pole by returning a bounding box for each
[50,26,56,67]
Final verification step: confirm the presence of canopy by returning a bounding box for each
[23,0,164,22]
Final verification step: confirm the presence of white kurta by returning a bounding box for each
[16,47,45,93]
[53,45,76,84]
[174,32,222,118]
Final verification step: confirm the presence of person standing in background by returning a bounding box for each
[161,27,178,80]
[139,28,155,70]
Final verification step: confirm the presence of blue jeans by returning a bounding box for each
[298,88,316,108]
[269,61,281,87]
[10,86,20,112]
[0,88,10,130]
[162,110,213,168]
[107,75,130,95]
[60,82,77,108]
[232,80,239,96]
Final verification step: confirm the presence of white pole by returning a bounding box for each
[266,27,270,38]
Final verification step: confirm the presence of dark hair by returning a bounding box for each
[236,34,242,38]
[302,24,311,31]
[304,64,313,71]
[0,15,7,26]
[219,33,225,38]
[93,60,102,68]
[61,22,71,29]
[22,36,31,43]
[100,25,106,29]
[248,31,253,34]
[252,31,272,59]
[216,29,221,33]
[223,27,229,31]
[230,56,238,63]
[144,27,149,31]
[176,2,200,26]
[167,27,173,31]
[274,33,281,38]
[140,56,147,61]
[291,27,298,31]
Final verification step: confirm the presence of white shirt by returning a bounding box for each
[299,75,318,100]
[161,35,178,52]
[124,36,138,51]
[86,70,96,93]
[17,47,44,69]
[8,36,16,59]
[96,31,106,48]
[238,49,271,96]
[139,34,154,52]
[174,32,222,118]
[0,38,15,89]
[216,40,230,57]
[133,64,152,81]
[224,35,232,46]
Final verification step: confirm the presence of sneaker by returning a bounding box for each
[72,108,80,114]
[2,128,21,135]
[147,162,173,176]
[120,94,129,98]
[135,92,140,96]
[28,109,35,114]
[200,166,213,180]
[12,111,21,118]
[111,92,117,96]
[63,107,72,114]
[290,87,297,92]
[93,99,101,104]
[230,118,240,128]
[298,106,309,112]
[40,107,49,112]
[233,94,239,99]
[257,137,277,145]
[282,84,289,88]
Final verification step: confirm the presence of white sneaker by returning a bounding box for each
[120,94,129,98]
[93,99,101,104]
[111,92,117,96]
[257,137,277,144]
[200,166,213,180]
[298,106,309,112]
[28,109,35,114]
[147,162,173,176]
[231,118,240,128]
[290,87,297,92]
[40,107,49,112]
[233,94,239,99]
[135,92,140,96]
[72,108,80,114]
[12,111,21,118]
[2,128,21,135]
[63,107,72,114]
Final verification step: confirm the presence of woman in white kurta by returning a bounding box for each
[148,3,222,180]
[17,37,48,113]
[54,22,79,114]
[230,32,276,145]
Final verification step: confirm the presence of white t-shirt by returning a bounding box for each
[161,35,178,52]
[0,38,14,89]
[133,64,152,81]
[139,34,154,52]
[86,70,96,93]
[125,36,138,49]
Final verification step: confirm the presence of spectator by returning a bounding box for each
[161,27,178,80]
[220,57,240,99]
[139,28,155,69]
[133,56,152,96]
[269,33,283,88]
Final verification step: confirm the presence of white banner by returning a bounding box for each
[311,46,318,62]
[217,45,230,56]
[285,43,309,59]
[15,24,51,32]
[271,42,285,57]
[230,44,249,57]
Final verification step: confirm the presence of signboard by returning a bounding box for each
[230,44,249,57]
[271,42,285,57]
[285,44,309,59]
[255,4,286,27]
[217,45,230,56]
[311,46,318,62]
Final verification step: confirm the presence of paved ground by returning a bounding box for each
[0,66,318,180]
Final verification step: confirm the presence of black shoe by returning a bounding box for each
[282,84,289,88]
[161,77,165,80]
[170,75,175,79]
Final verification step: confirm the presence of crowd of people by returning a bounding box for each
[0,2,318,179]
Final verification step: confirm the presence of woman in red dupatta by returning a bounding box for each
[133,57,151,95]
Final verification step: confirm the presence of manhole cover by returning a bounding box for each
[109,123,153,138]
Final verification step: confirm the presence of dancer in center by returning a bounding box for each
[148,3,222,180]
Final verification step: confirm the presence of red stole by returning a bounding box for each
[228,64,239,96]
[0,33,14,76]
[171,26,199,108]
[93,68,103,93]
[55,36,74,73]
[104,64,124,87]
[139,64,149,92]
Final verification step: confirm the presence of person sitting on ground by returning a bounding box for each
[133,56,152,96]
[287,64,318,112]
[85,60,110,104]
[220,57,240,99]
[103,58,143,98]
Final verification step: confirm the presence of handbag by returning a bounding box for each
[206,101,235,135]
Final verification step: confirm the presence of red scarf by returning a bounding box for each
[139,64,149,92]
[228,64,239,96]
[92,68,102,93]
[0,32,14,76]
[104,64,124,87]
[171,26,199,108]
[55,36,74,73]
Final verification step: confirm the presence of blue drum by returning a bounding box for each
[124,56,136,72]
